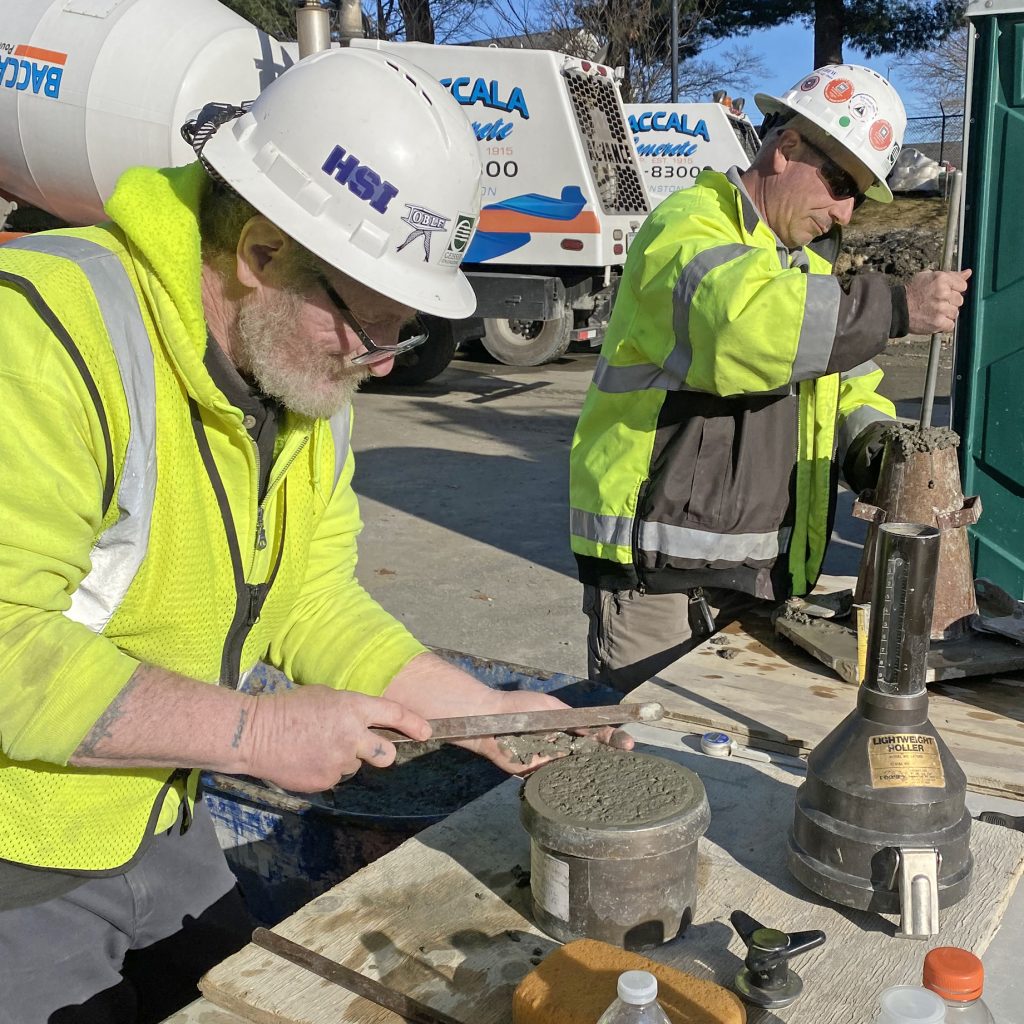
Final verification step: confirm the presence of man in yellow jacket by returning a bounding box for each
[0,51,626,1022]
[570,65,971,692]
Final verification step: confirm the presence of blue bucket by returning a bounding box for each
[202,651,619,925]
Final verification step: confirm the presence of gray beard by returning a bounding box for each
[235,288,370,419]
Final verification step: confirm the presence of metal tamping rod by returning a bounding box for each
[864,523,942,696]
[920,169,963,430]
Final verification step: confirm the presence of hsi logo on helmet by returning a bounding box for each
[321,144,400,215]
[439,214,476,268]
[396,205,451,262]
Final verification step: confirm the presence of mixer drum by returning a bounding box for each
[0,0,294,224]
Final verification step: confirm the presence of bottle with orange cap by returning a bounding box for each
[922,947,996,1022]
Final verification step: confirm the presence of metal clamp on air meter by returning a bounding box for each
[730,910,825,1009]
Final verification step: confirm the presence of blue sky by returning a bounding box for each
[719,21,925,116]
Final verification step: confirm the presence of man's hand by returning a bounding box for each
[243,686,432,792]
[385,661,637,775]
[905,268,972,335]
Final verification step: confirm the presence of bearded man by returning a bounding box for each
[0,49,625,1023]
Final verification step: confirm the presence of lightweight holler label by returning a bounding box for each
[867,733,945,789]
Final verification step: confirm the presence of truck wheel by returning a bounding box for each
[481,309,572,366]
[380,316,457,386]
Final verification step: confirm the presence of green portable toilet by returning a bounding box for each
[953,0,1024,598]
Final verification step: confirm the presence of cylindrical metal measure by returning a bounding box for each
[520,750,710,950]
[865,523,941,696]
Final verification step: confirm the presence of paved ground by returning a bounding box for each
[350,337,953,679]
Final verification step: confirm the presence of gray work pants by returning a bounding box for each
[583,584,761,693]
[0,799,252,1024]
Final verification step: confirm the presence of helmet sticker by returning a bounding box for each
[322,144,400,215]
[869,119,894,150]
[824,79,855,103]
[799,75,820,92]
[888,142,902,167]
[817,66,840,79]
[849,93,878,123]
[440,214,477,267]
[396,205,451,262]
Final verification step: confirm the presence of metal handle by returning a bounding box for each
[920,168,963,430]
[731,911,826,973]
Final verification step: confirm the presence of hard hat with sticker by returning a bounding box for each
[754,63,907,203]
[197,49,483,317]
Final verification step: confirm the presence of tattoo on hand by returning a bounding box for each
[373,744,385,759]
[231,707,249,749]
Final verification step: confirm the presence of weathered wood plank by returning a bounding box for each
[198,736,1024,1024]
[775,615,1024,686]
[630,613,1024,799]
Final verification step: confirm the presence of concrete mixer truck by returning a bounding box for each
[0,0,650,382]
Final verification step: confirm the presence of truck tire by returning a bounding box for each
[481,309,572,366]
[379,316,457,386]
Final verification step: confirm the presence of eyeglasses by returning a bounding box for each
[317,275,429,366]
[800,137,866,208]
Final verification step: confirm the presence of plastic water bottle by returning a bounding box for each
[875,985,947,1023]
[923,947,996,1022]
[596,970,672,1024]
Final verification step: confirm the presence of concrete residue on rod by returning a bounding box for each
[882,423,960,458]
[534,751,692,826]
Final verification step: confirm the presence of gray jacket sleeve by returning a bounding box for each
[808,226,910,376]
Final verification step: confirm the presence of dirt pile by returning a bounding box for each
[836,225,944,284]
[835,195,947,286]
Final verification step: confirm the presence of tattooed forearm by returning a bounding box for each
[74,677,141,758]
[231,706,250,749]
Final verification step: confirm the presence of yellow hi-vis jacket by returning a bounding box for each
[0,163,425,873]
[570,168,898,600]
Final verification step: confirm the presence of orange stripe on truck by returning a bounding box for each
[477,209,601,233]
[14,45,68,65]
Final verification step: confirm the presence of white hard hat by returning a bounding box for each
[197,49,482,317]
[755,64,907,203]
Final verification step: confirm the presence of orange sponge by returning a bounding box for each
[512,938,746,1024]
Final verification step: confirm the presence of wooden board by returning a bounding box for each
[630,612,1024,799]
[775,615,1024,685]
[196,737,1024,1024]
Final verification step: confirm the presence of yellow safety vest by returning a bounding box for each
[0,163,424,871]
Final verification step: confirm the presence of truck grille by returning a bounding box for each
[563,68,649,216]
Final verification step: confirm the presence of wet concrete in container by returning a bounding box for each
[521,749,710,950]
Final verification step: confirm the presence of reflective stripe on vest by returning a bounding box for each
[7,236,157,634]
[328,404,351,491]
[570,506,791,566]
[7,236,351,639]
[836,359,894,470]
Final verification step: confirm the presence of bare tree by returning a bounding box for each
[897,26,969,112]
[634,41,768,105]
[366,0,492,42]
[483,0,762,103]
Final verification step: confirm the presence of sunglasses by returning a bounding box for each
[317,275,428,366]
[800,138,866,208]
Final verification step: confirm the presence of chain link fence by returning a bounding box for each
[904,112,965,168]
